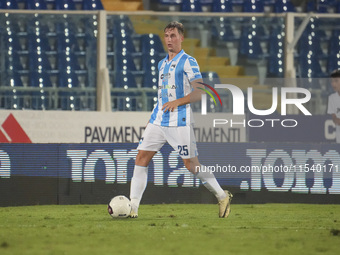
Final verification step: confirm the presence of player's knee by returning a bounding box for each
[135,151,154,166]
[183,158,198,173]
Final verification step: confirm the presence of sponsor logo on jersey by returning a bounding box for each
[158,84,177,89]
[160,73,171,80]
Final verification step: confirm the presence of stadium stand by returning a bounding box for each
[181,0,203,12]
[55,0,77,10]
[26,0,48,10]
[1,1,340,112]
[211,0,233,12]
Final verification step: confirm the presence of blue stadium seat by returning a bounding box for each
[142,52,162,87]
[274,0,295,13]
[5,51,24,72]
[267,28,284,77]
[27,29,52,53]
[141,50,161,110]
[306,0,329,13]
[56,27,80,53]
[83,0,104,10]
[239,24,264,58]
[299,54,326,79]
[140,34,165,54]
[211,18,239,42]
[0,0,18,9]
[58,68,81,110]
[26,0,47,10]
[57,26,82,111]
[115,33,138,56]
[55,0,76,10]
[298,32,325,59]
[212,0,233,12]
[113,16,135,37]
[202,71,221,84]
[58,51,81,73]
[3,73,24,109]
[115,51,142,75]
[114,70,138,89]
[29,71,52,110]
[336,1,340,13]
[327,30,340,71]
[3,30,23,52]
[142,70,158,89]
[113,71,139,111]
[182,0,202,12]
[243,0,264,12]
[29,51,52,72]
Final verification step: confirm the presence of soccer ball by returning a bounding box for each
[108,195,131,218]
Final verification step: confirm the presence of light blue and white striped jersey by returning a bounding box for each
[149,50,202,127]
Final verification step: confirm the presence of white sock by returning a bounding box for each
[130,165,148,213]
[195,165,227,202]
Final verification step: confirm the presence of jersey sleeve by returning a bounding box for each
[184,56,202,82]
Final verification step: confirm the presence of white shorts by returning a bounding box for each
[137,123,198,159]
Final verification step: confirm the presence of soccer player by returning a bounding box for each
[327,69,340,143]
[129,21,232,218]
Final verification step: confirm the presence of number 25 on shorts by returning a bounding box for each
[178,145,188,156]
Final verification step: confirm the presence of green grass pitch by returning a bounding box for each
[0,204,339,255]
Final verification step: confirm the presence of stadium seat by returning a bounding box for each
[113,70,139,111]
[114,70,138,89]
[211,18,239,42]
[274,0,296,13]
[3,73,24,109]
[5,51,24,72]
[58,69,81,110]
[306,0,329,13]
[56,27,80,53]
[83,0,104,10]
[113,16,135,37]
[181,0,202,12]
[140,34,165,54]
[26,0,47,10]
[3,28,23,52]
[298,32,325,59]
[239,24,264,59]
[115,33,138,56]
[299,54,326,79]
[327,30,340,71]
[29,71,52,110]
[267,27,284,77]
[336,1,340,13]
[55,0,76,10]
[27,29,52,53]
[211,0,233,12]
[0,0,18,9]
[243,0,264,12]
[202,71,221,84]
[142,51,162,87]
[115,51,142,75]
[29,50,52,73]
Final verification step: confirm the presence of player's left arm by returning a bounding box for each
[162,56,204,113]
[162,78,204,112]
